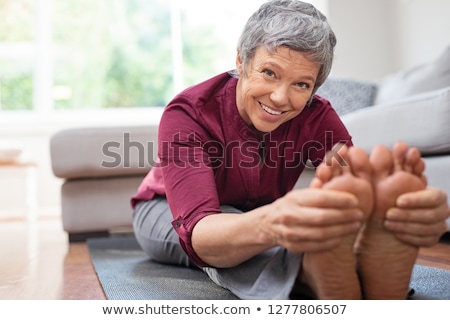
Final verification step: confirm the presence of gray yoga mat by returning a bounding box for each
[87,235,450,300]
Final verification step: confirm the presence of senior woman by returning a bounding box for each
[131,0,449,299]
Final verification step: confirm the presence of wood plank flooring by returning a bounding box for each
[0,218,449,300]
[0,218,105,300]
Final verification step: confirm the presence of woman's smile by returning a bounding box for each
[259,102,284,116]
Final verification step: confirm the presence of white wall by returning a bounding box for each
[328,0,397,81]
[328,0,450,82]
[394,0,450,70]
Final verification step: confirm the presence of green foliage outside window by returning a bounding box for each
[0,74,33,111]
[0,0,34,110]
[0,0,231,111]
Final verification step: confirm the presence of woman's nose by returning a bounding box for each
[270,84,289,106]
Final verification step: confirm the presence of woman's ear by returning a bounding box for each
[236,51,243,76]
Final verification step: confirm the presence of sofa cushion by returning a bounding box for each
[375,45,450,104]
[50,125,158,179]
[316,76,377,115]
[341,86,450,156]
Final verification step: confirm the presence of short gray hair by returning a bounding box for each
[237,0,336,92]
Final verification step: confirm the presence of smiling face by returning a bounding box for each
[235,46,320,133]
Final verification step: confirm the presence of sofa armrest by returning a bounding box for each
[341,86,450,155]
[50,125,158,179]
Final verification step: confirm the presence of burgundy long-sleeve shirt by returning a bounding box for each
[131,71,352,266]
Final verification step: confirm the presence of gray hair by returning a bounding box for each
[237,0,336,92]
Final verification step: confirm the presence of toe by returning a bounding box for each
[313,144,350,187]
[392,141,409,172]
[326,143,349,177]
[348,147,371,181]
[370,145,393,179]
[314,164,333,186]
[405,147,424,175]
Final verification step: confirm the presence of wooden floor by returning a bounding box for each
[0,218,105,300]
[0,217,449,300]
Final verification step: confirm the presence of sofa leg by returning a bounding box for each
[68,231,110,243]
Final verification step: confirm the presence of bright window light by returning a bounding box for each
[0,0,327,112]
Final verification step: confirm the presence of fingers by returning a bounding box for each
[388,231,446,248]
[271,188,365,253]
[386,204,450,225]
[276,221,361,253]
[281,189,363,227]
[384,203,449,247]
[384,217,448,237]
[277,205,363,229]
[281,237,345,253]
[287,188,359,210]
[386,187,449,244]
[396,188,448,208]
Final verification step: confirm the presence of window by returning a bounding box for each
[0,0,35,111]
[0,0,327,112]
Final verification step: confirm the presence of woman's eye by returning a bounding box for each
[262,69,275,77]
[296,82,310,89]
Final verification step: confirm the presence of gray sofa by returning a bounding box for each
[50,47,450,241]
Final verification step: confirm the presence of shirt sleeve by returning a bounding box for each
[158,99,221,267]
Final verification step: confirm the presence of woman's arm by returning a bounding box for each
[192,188,364,268]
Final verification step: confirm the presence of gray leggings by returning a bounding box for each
[132,197,302,299]
[133,197,242,267]
[132,197,195,267]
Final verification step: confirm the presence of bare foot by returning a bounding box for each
[357,142,427,299]
[300,144,373,299]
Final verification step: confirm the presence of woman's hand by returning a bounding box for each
[192,187,364,268]
[261,188,364,253]
[384,188,450,247]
